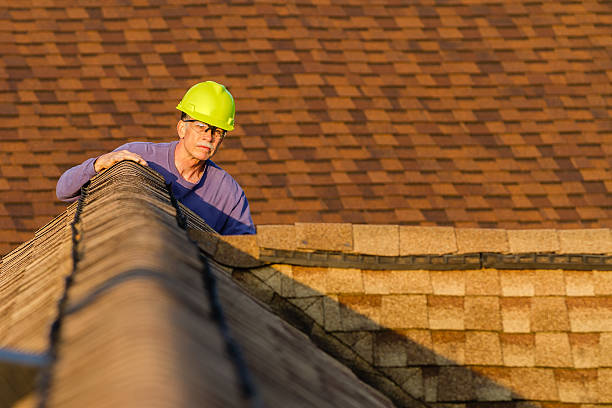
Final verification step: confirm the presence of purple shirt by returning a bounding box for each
[56,141,256,235]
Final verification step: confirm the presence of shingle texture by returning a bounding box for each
[3,161,612,407]
[0,162,395,407]
[1,1,612,255]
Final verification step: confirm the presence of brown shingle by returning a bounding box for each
[465,296,501,331]
[431,331,465,366]
[428,295,464,330]
[531,297,570,332]
[510,368,559,401]
[380,295,428,329]
[535,333,573,367]
[500,333,535,367]
[569,333,600,369]
[500,297,531,333]
[4,1,612,256]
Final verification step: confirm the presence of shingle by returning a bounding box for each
[295,222,352,252]
[465,331,502,365]
[380,295,428,329]
[564,271,595,297]
[455,228,509,253]
[510,368,559,401]
[599,369,612,403]
[561,370,599,403]
[352,224,399,256]
[558,229,612,254]
[500,297,531,333]
[256,224,296,251]
[531,297,570,332]
[399,226,457,255]
[507,229,560,253]
[338,294,381,331]
[533,269,566,296]
[534,333,573,367]
[567,298,612,332]
[500,333,535,367]
[569,333,600,369]
[431,331,465,366]
[325,268,363,294]
[465,296,501,331]
[362,269,431,295]
[428,295,464,330]
[465,269,501,296]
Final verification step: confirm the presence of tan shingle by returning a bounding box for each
[325,267,363,294]
[510,368,559,401]
[533,269,566,296]
[465,331,502,365]
[570,333,600,369]
[362,270,431,295]
[558,229,612,254]
[295,222,353,252]
[500,297,531,333]
[465,269,501,296]
[352,224,399,256]
[500,270,535,297]
[567,298,612,332]
[564,271,595,297]
[507,229,560,253]
[464,296,501,331]
[399,226,457,255]
[380,295,428,329]
[535,333,573,367]
[430,270,465,296]
[599,369,612,403]
[455,228,509,253]
[500,333,535,367]
[555,369,599,403]
[431,331,465,366]
[428,296,464,330]
[531,297,570,332]
[257,225,296,251]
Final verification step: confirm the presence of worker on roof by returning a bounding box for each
[56,81,255,235]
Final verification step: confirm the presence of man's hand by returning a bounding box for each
[94,150,148,173]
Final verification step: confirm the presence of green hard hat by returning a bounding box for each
[176,81,235,131]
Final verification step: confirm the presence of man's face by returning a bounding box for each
[177,118,226,161]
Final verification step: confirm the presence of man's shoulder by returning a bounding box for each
[207,160,243,191]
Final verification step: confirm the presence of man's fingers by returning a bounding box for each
[96,151,148,172]
[115,151,148,167]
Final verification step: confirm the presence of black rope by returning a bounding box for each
[166,183,262,407]
[38,181,90,407]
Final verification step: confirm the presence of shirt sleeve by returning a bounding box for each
[219,190,256,235]
[56,143,132,202]
[55,157,99,202]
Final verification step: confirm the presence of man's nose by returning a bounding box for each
[200,128,214,141]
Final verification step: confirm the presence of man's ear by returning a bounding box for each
[176,120,185,139]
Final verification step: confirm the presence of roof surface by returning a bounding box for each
[1,0,612,255]
[3,162,610,407]
[0,162,395,407]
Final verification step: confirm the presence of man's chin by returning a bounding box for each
[194,147,214,160]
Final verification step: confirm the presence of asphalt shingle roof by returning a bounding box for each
[1,1,611,255]
[0,161,396,407]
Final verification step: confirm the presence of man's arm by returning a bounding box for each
[56,149,148,202]
[220,190,256,235]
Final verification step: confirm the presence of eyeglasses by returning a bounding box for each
[183,120,226,139]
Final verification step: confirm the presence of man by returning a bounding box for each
[56,81,255,235]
